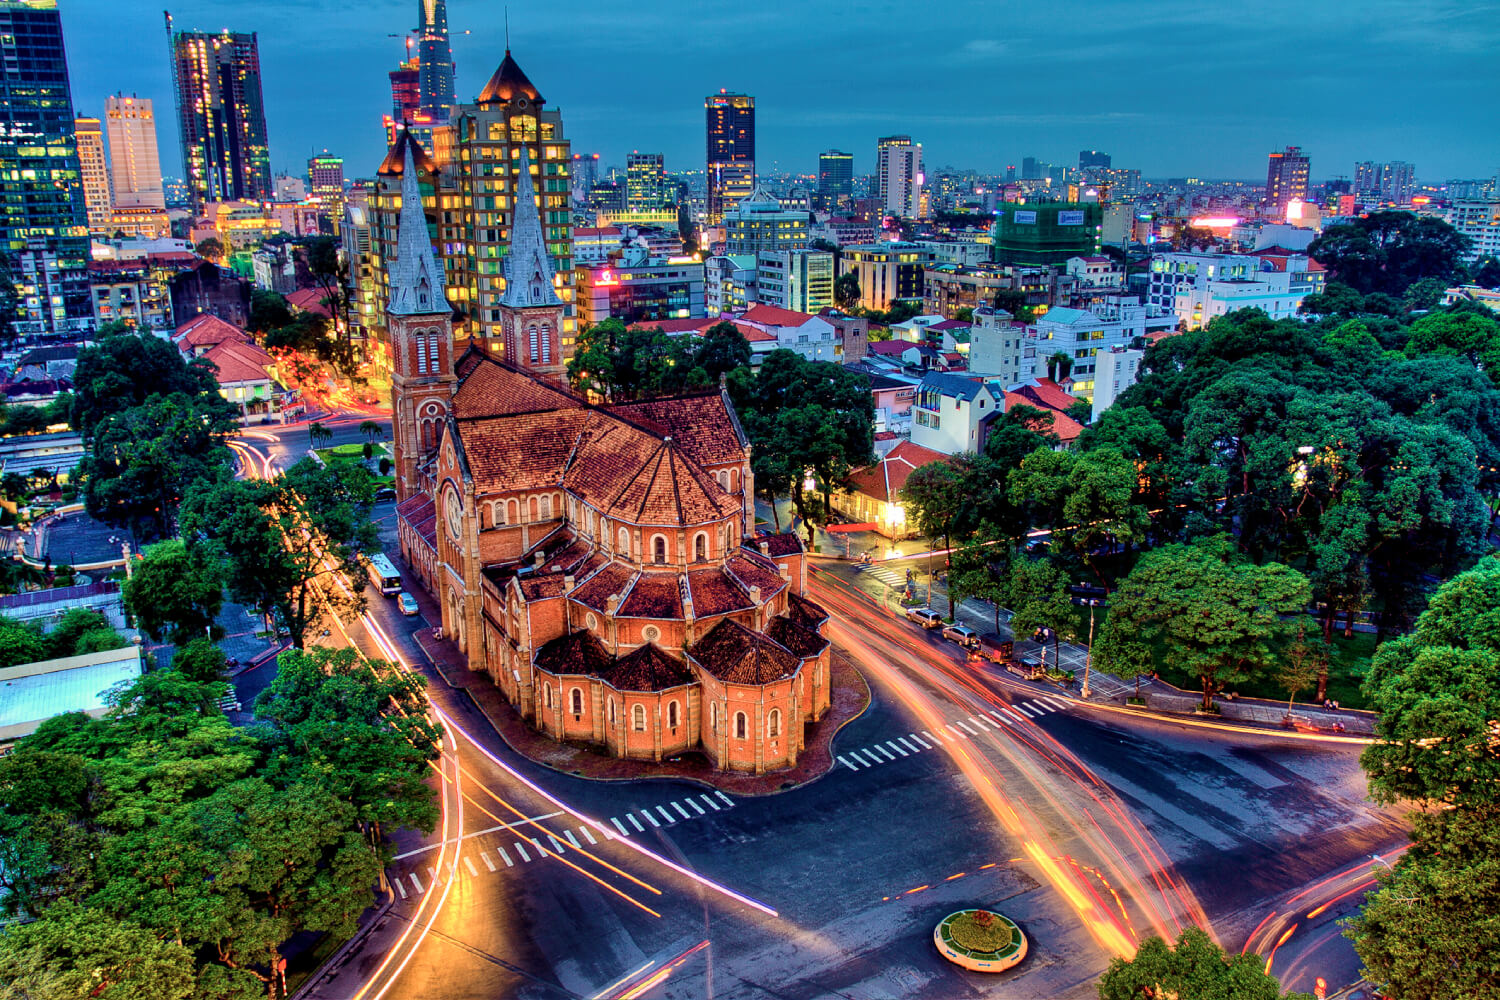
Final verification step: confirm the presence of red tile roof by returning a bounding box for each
[286,287,333,317]
[397,494,437,548]
[755,533,803,557]
[176,313,249,349]
[570,561,636,613]
[844,440,950,502]
[1002,392,1084,444]
[609,392,747,467]
[723,551,787,599]
[689,618,800,684]
[452,352,583,419]
[601,643,694,691]
[866,339,909,356]
[687,568,751,617]
[201,339,275,384]
[627,317,711,334]
[619,572,684,619]
[534,630,612,676]
[740,304,814,328]
[765,615,827,659]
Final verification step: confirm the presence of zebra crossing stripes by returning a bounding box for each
[837,700,1073,772]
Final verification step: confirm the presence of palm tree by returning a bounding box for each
[359,420,382,442]
[1045,351,1073,382]
[309,421,333,448]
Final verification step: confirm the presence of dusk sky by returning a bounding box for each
[64,0,1499,185]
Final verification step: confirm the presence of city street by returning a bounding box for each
[251,483,1406,999]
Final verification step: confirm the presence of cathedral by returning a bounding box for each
[385,130,833,774]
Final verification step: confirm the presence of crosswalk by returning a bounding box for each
[863,566,909,590]
[389,791,736,898]
[835,697,1074,772]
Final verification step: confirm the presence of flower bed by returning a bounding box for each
[934,909,1027,972]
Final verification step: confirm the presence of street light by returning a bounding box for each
[1081,598,1101,699]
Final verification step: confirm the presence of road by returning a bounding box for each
[227,411,1403,998]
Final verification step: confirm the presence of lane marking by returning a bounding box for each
[480,851,496,871]
[955,719,981,735]
[545,835,564,853]
[886,740,909,757]
[715,791,734,806]
[1027,701,1055,714]
[394,875,407,899]
[922,730,942,743]
[640,810,661,828]
[1013,703,1038,718]
[563,830,582,849]
[868,745,895,762]
[499,847,513,867]
[656,806,676,825]
[463,856,479,877]
[614,817,632,836]
[580,826,598,845]
[910,733,933,748]
[409,873,424,894]
[897,736,920,753]
[628,814,646,832]
[514,842,531,862]
[685,798,706,815]
[1044,696,1072,710]
[946,725,968,739]
[852,749,878,767]
[392,811,567,859]
[672,801,692,819]
[839,755,860,771]
[701,794,722,812]
[988,709,1010,724]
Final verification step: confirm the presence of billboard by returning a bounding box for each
[1057,210,1086,226]
[1014,210,1037,224]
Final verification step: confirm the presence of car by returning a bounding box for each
[398,592,419,616]
[374,486,398,502]
[977,634,1014,664]
[904,607,943,629]
[941,623,979,648]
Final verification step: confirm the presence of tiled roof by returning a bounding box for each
[569,561,636,613]
[844,440,950,502]
[452,352,582,419]
[201,340,274,384]
[765,615,828,659]
[920,371,989,402]
[534,630,612,676]
[1002,392,1084,444]
[458,409,589,492]
[286,288,333,317]
[787,592,829,631]
[520,572,567,601]
[397,494,437,547]
[686,568,751,617]
[741,304,814,328]
[609,392,748,466]
[755,533,804,557]
[1011,377,1078,413]
[723,552,786,599]
[0,581,118,612]
[866,340,909,356]
[600,643,694,692]
[619,572,683,619]
[689,618,799,684]
[377,128,439,177]
[478,49,543,105]
[176,313,248,348]
[627,317,712,334]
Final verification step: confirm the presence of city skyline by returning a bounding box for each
[62,0,1499,185]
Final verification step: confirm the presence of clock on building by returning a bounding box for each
[445,488,463,540]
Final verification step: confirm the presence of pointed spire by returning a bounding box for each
[387,135,448,316]
[501,147,561,309]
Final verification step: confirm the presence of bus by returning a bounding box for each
[366,553,402,596]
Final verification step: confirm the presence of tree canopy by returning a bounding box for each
[1306,211,1469,297]
[1098,927,1312,1000]
[566,318,751,401]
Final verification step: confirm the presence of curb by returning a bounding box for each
[287,886,395,1000]
[1078,699,1377,744]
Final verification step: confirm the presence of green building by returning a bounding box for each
[990,202,1102,267]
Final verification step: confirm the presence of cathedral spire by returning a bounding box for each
[387,135,447,316]
[501,146,561,309]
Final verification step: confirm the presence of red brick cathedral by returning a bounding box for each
[385,140,832,773]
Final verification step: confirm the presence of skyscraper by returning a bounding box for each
[308,153,344,200]
[74,117,112,231]
[389,60,421,121]
[876,135,924,219]
[705,90,754,223]
[1078,149,1111,171]
[1354,160,1415,205]
[105,95,165,209]
[817,150,853,211]
[0,0,89,336]
[626,152,667,212]
[166,13,273,207]
[415,0,455,120]
[1264,145,1310,214]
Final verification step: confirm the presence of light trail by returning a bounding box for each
[611,940,710,1000]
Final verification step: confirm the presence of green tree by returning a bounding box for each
[194,237,225,262]
[70,330,233,439]
[1095,536,1310,709]
[693,321,752,382]
[1403,275,1449,311]
[0,900,197,1000]
[1276,621,1325,712]
[171,638,229,684]
[248,289,293,334]
[900,460,967,617]
[1098,926,1312,1000]
[1008,446,1147,586]
[358,419,383,441]
[834,271,861,310]
[949,526,1011,634]
[122,539,226,644]
[308,421,332,448]
[0,615,47,667]
[1007,554,1076,669]
[181,458,377,649]
[1308,211,1469,296]
[44,608,125,659]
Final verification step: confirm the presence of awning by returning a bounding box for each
[823,523,878,533]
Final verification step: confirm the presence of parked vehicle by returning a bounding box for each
[398,592,419,616]
[977,634,1014,664]
[905,607,943,629]
[374,486,398,502]
[941,623,979,648]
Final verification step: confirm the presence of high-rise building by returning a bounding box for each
[1264,145,1310,214]
[705,90,754,223]
[166,14,272,207]
[817,150,853,211]
[723,184,809,256]
[308,152,344,202]
[757,248,834,313]
[1021,157,1043,181]
[389,60,421,121]
[991,203,1102,267]
[74,117,112,231]
[876,135,924,219]
[415,0,455,120]
[104,95,165,210]
[625,152,667,212]
[1354,160,1415,206]
[1079,150,1111,171]
[0,0,90,336]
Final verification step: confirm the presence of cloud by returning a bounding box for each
[953,38,1005,62]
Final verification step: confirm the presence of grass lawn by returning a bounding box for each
[314,444,395,489]
[1211,631,1381,711]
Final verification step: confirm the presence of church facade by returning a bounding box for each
[384,131,832,774]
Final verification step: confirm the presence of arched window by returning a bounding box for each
[543,684,552,709]
[608,699,616,725]
[529,496,539,521]
[632,704,646,732]
[710,702,718,733]
[730,469,738,491]
[617,527,630,557]
[539,494,551,519]
[652,534,667,564]
[570,688,582,715]
[717,470,728,490]
[693,532,708,562]
[734,712,748,740]
[768,709,781,738]
[540,324,552,364]
[528,324,539,363]
[667,701,679,729]
[507,499,519,524]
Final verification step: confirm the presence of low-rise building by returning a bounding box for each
[173,314,287,424]
[967,307,1031,384]
[1032,298,1153,400]
[834,440,949,539]
[723,185,809,255]
[1090,346,1144,421]
[1442,285,1500,313]
[88,258,175,331]
[910,372,999,455]
[572,226,624,263]
[818,308,870,365]
[574,255,706,327]
[735,304,840,362]
[0,646,144,743]
[1065,255,1124,288]
[840,242,931,311]
[705,254,757,316]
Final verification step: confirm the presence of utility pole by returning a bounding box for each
[1081,599,1098,698]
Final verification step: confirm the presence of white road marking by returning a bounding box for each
[946,724,968,739]
[897,736,920,753]
[392,811,567,859]
[922,729,942,743]
[1027,700,1055,714]
[685,797,706,815]
[868,745,895,762]
[1013,703,1038,718]
[1003,708,1028,724]
[628,813,646,832]
[613,818,631,836]
[514,842,531,862]
[546,835,565,853]
[701,794,722,811]
[499,847,514,867]
[910,733,933,748]
[852,749,879,766]
[1045,696,1073,711]
[580,827,598,845]
[656,806,676,825]
[530,837,547,855]
[886,740,909,757]
[988,709,1009,723]
[839,755,860,771]
[464,856,479,876]
[715,791,734,806]
[640,810,661,828]
[672,801,692,819]
[955,719,981,735]
[481,851,496,871]
[395,876,407,898]
[563,830,581,849]
[409,873,424,894]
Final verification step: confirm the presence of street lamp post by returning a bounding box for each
[1081,598,1099,699]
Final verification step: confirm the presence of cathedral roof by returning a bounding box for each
[690,618,800,685]
[499,147,562,309]
[589,435,741,526]
[451,350,582,419]
[377,128,439,177]
[601,643,694,692]
[534,630,612,676]
[608,391,749,466]
[477,49,543,106]
[386,139,448,316]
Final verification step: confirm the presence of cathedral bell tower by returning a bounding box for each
[498,146,566,382]
[386,132,456,503]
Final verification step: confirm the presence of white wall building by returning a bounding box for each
[967,307,1031,385]
[1147,252,1264,313]
[757,248,834,313]
[1065,255,1124,288]
[736,304,841,362]
[876,135,924,219]
[1090,346,1144,421]
[1447,201,1500,263]
[1032,297,1152,400]
[910,372,998,455]
[705,254,757,315]
[104,95,165,210]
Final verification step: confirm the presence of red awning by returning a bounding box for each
[823,523,878,533]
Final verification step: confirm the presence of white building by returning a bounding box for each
[104,95,165,210]
[736,304,841,362]
[918,239,989,267]
[1065,255,1124,289]
[1447,201,1500,263]
[876,135,924,219]
[757,248,834,313]
[910,372,999,455]
[705,254,757,315]
[1173,273,1300,330]
[1090,346,1144,421]
[1032,298,1153,400]
[1147,252,1264,313]
[967,307,1030,384]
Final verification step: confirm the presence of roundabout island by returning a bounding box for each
[934,909,1028,973]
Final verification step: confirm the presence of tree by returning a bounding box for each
[1095,536,1309,710]
[0,615,47,667]
[693,321,752,382]
[44,608,126,659]
[70,331,233,439]
[78,392,237,540]
[1307,212,1469,296]
[949,526,1011,634]
[247,289,292,334]
[181,458,377,649]
[1045,351,1072,381]
[834,271,861,310]
[171,637,229,684]
[1098,926,1312,1000]
[358,419,383,442]
[1008,446,1147,586]
[308,421,332,448]
[304,236,351,358]
[122,539,226,643]
[0,900,197,1000]
[1403,275,1449,311]
[900,460,967,617]
[1276,621,1325,712]
[1007,554,1076,668]
[194,237,224,262]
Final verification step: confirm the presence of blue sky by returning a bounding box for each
[64,0,1500,184]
